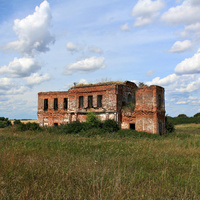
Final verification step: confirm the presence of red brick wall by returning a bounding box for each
[37,82,165,134]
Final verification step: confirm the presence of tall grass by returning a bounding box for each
[0,125,200,199]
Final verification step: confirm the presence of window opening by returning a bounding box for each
[130,123,135,130]
[54,98,58,110]
[64,98,68,109]
[158,95,162,110]
[54,123,58,126]
[128,94,132,102]
[79,96,84,108]
[122,97,126,107]
[44,99,48,111]
[88,95,93,108]
[97,95,102,107]
[159,122,162,135]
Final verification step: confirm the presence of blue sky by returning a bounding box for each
[0,0,200,119]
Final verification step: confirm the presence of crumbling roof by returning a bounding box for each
[70,81,127,89]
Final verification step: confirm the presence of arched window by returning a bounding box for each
[128,94,132,102]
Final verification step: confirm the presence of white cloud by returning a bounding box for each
[7,86,28,95]
[24,73,50,86]
[66,42,78,52]
[175,49,200,74]
[65,56,106,75]
[176,77,200,93]
[147,73,200,93]
[120,23,130,31]
[180,23,200,39]
[132,0,165,27]
[147,71,200,114]
[161,0,200,26]
[88,46,103,54]
[176,101,187,104]
[0,57,41,77]
[0,78,14,90]
[169,40,192,53]
[147,73,178,86]
[79,78,88,84]
[4,0,54,56]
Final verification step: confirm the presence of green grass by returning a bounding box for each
[1,125,200,199]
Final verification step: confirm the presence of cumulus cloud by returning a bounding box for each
[0,78,14,90]
[175,49,200,74]
[88,46,103,54]
[65,56,106,75]
[169,40,192,53]
[4,0,54,56]
[175,76,200,93]
[147,73,178,86]
[161,0,200,51]
[161,0,200,26]
[7,86,28,95]
[180,22,200,39]
[120,23,130,31]
[24,73,50,86]
[147,72,200,94]
[132,0,165,26]
[66,42,78,52]
[0,57,41,78]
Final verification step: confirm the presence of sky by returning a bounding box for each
[0,0,200,119]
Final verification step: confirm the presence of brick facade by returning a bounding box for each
[37,81,165,134]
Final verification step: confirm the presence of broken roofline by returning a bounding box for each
[38,81,164,94]
[71,80,133,88]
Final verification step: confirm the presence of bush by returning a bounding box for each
[13,119,22,125]
[0,117,11,128]
[86,112,101,128]
[17,123,27,131]
[26,122,41,131]
[165,116,175,133]
[59,120,84,134]
[16,122,41,131]
[102,119,119,132]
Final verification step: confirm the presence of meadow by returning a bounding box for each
[0,124,200,199]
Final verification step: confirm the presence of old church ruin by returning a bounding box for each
[37,81,165,135]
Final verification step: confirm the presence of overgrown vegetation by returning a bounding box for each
[165,115,175,133]
[122,101,136,112]
[1,124,200,199]
[46,113,119,135]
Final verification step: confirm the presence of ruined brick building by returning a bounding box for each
[38,81,165,135]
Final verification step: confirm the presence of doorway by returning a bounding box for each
[130,123,135,130]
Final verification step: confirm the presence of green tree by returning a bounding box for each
[194,112,200,118]
[86,112,101,128]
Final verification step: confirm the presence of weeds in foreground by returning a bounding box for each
[0,124,200,199]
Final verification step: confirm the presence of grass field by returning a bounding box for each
[0,124,200,199]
